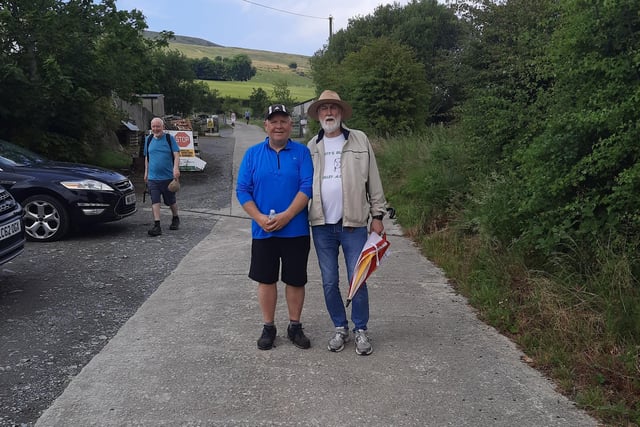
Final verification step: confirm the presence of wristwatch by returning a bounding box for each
[372,215,384,221]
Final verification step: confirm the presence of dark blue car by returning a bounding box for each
[0,140,137,242]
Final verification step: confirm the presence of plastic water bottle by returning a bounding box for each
[268,209,276,220]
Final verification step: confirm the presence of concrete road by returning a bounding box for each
[35,123,598,426]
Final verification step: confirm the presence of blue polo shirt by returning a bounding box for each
[236,138,313,239]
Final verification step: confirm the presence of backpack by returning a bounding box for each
[145,133,174,162]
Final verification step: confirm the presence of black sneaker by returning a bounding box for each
[257,325,276,350]
[287,324,310,349]
[169,216,180,230]
[148,224,162,236]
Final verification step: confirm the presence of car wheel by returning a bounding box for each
[22,195,70,242]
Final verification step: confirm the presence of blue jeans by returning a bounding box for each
[312,222,369,331]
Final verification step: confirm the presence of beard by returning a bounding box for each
[320,116,341,134]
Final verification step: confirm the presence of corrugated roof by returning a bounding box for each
[121,121,140,131]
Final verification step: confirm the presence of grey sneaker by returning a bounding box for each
[355,329,373,355]
[327,327,349,352]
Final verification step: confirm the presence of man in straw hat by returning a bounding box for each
[306,90,388,355]
[236,104,314,351]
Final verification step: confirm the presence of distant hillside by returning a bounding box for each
[143,30,315,102]
[144,31,222,47]
[144,30,311,73]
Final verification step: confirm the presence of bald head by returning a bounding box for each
[151,118,165,137]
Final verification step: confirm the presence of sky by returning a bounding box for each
[115,0,414,56]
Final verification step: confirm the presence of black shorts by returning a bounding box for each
[249,236,310,287]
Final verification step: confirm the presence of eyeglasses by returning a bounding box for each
[318,104,341,112]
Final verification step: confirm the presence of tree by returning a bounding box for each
[193,82,222,113]
[248,87,270,118]
[456,0,640,256]
[452,0,559,247]
[190,54,256,81]
[311,0,464,125]
[328,37,430,136]
[271,80,295,109]
[458,0,556,171]
[147,50,207,116]
[0,0,160,160]
[513,0,640,252]
[192,57,227,80]
[226,54,256,81]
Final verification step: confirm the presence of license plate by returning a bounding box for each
[0,219,21,241]
[125,193,136,205]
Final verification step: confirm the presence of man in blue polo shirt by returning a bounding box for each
[236,104,314,350]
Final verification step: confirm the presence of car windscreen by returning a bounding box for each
[0,141,47,166]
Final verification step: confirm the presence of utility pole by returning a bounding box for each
[328,15,333,42]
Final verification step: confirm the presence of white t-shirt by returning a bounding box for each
[321,134,346,224]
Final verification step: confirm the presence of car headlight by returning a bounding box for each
[60,180,115,191]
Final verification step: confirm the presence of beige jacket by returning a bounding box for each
[307,125,387,227]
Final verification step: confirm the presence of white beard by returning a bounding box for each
[320,117,341,134]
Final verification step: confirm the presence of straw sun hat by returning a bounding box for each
[307,90,353,120]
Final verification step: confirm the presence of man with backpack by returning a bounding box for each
[144,117,181,237]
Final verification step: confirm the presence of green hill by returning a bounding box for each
[145,31,315,101]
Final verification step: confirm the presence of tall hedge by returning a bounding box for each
[458,0,640,256]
